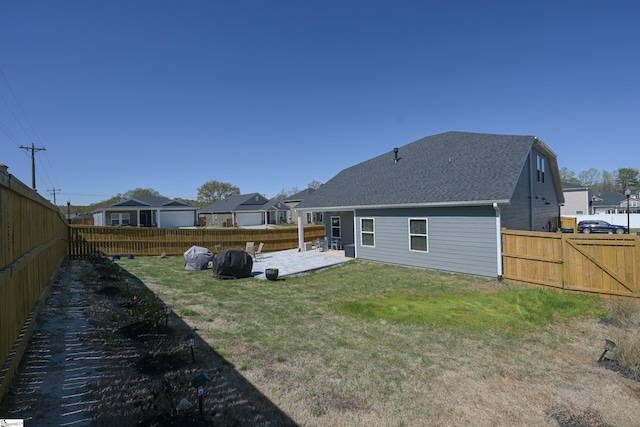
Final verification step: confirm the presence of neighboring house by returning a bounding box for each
[93,193,197,228]
[295,131,564,278]
[70,212,94,225]
[560,182,591,215]
[261,198,292,225]
[591,191,640,214]
[282,188,323,224]
[199,193,290,226]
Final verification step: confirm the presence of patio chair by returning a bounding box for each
[245,241,255,258]
[331,238,341,250]
[316,237,328,252]
[255,242,264,260]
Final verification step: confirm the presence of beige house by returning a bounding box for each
[283,188,323,225]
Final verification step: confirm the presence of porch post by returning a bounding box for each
[297,210,304,250]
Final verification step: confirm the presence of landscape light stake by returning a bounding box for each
[191,373,211,416]
[597,339,617,363]
[185,331,197,362]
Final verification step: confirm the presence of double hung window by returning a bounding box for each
[361,218,374,247]
[409,218,428,252]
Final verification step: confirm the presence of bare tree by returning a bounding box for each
[307,179,322,190]
[577,168,600,187]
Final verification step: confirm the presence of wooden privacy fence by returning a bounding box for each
[1,166,68,401]
[502,229,640,299]
[69,225,326,258]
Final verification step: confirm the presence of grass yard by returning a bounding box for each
[116,256,640,426]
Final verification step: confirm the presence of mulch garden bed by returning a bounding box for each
[1,255,296,426]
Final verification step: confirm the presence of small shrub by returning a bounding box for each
[131,292,166,326]
[614,329,640,380]
[605,299,640,327]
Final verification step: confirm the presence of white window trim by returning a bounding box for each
[110,212,130,226]
[331,216,341,238]
[360,217,375,247]
[536,155,545,183]
[408,217,429,253]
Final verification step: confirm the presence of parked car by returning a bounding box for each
[577,220,628,234]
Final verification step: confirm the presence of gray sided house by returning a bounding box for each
[590,191,637,214]
[295,131,564,278]
[198,193,290,227]
[560,182,591,215]
[94,193,197,228]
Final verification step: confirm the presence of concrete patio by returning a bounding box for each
[251,248,353,279]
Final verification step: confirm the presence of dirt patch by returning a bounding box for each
[0,258,297,426]
[548,404,613,427]
[598,358,640,382]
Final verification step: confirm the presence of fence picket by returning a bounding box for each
[502,228,639,299]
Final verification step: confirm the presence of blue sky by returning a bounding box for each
[1,1,639,206]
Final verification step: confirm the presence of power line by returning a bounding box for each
[19,143,46,190]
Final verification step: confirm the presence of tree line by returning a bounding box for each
[560,167,639,195]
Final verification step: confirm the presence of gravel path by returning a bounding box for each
[0,261,111,426]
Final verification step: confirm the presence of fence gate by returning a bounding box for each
[501,229,640,299]
[562,235,639,298]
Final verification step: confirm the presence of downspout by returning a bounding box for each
[493,202,503,280]
[352,209,357,258]
[529,153,535,230]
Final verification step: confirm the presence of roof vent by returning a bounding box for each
[393,147,401,163]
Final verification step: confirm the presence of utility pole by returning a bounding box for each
[47,188,62,205]
[19,143,46,190]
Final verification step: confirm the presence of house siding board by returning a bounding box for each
[355,207,498,277]
[324,211,354,244]
[501,149,561,232]
[501,157,532,231]
[562,190,590,215]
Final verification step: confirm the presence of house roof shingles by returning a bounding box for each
[592,191,625,207]
[283,188,316,203]
[108,193,193,208]
[297,131,559,210]
[200,193,268,214]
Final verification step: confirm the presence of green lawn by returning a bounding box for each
[114,256,637,426]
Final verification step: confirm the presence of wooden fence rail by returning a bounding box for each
[69,225,326,258]
[502,228,640,299]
